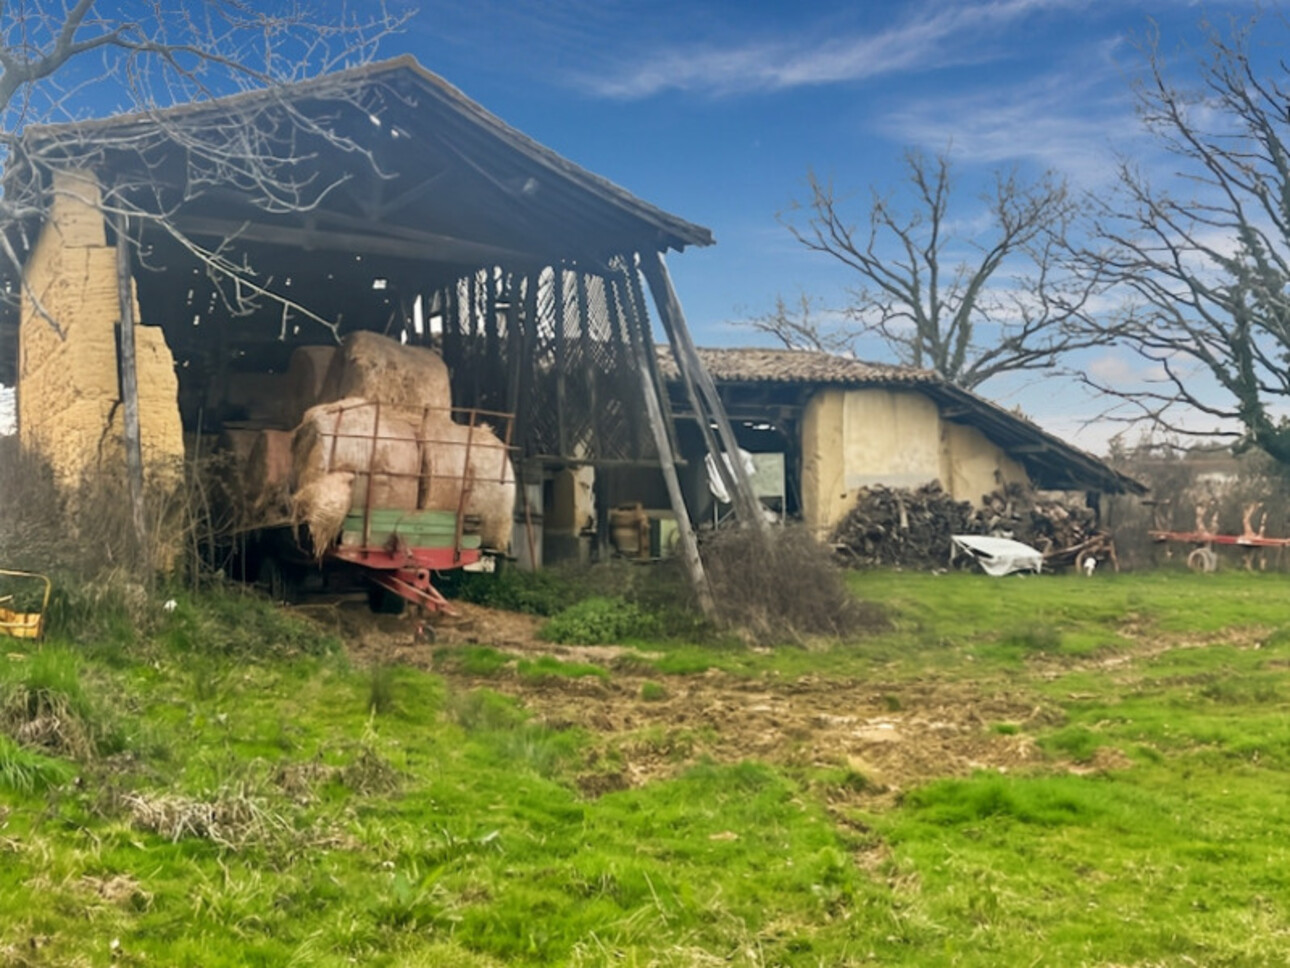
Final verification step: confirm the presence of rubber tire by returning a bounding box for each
[1187,547,1219,574]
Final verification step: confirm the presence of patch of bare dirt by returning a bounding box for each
[332,602,1078,807]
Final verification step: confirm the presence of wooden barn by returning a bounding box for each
[0,55,765,600]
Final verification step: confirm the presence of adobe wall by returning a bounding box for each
[800,387,1031,537]
[18,171,183,488]
[940,420,1028,506]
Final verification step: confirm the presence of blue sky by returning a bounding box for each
[381,0,1264,451]
[0,1,1268,446]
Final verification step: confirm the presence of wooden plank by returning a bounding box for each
[114,210,149,570]
[554,266,569,458]
[620,265,680,459]
[639,251,765,529]
[173,214,542,269]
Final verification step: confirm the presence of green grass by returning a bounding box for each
[4,569,1290,964]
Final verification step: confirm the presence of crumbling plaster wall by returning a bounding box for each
[18,171,183,488]
[941,421,1027,507]
[800,387,1031,537]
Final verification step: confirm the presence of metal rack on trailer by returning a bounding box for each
[250,402,515,615]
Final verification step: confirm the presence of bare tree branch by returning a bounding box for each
[1078,13,1290,463]
[771,149,1113,390]
[0,0,410,343]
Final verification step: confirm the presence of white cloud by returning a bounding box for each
[877,58,1146,186]
[575,0,1080,99]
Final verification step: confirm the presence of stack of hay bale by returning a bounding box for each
[235,331,514,556]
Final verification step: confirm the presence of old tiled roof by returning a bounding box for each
[655,346,937,385]
[659,346,1145,495]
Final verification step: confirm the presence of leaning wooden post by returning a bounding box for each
[113,209,149,571]
[623,281,715,618]
[625,258,737,507]
[639,250,767,532]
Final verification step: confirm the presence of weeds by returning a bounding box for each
[702,526,887,644]
[0,735,74,793]
[539,596,660,645]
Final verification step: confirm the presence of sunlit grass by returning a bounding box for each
[2,569,1290,963]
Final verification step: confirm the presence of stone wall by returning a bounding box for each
[18,170,183,488]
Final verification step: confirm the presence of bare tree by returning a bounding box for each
[775,150,1109,389]
[0,1,407,333]
[1079,16,1290,464]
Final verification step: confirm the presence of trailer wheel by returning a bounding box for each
[260,556,300,604]
[368,584,407,615]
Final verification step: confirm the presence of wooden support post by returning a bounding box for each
[624,290,714,617]
[575,270,596,455]
[553,266,569,458]
[619,267,681,459]
[511,273,538,453]
[639,251,767,531]
[113,211,149,571]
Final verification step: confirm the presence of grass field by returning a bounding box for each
[2,569,1289,966]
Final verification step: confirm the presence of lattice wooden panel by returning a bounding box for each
[432,262,658,464]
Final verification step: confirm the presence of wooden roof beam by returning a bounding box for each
[171,215,545,270]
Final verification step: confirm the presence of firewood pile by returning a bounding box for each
[829,481,973,568]
[830,481,1103,569]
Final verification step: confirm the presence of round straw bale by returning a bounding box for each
[292,398,421,511]
[419,416,515,550]
[245,430,294,524]
[319,331,451,415]
[285,345,336,428]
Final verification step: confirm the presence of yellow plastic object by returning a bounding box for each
[0,570,52,641]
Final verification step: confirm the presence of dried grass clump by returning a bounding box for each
[124,787,290,849]
[291,470,355,556]
[0,651,120,762]
[271,746,401,801]
[701,526,886,645]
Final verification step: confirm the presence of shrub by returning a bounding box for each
[700,526,886,644]
[539,596,660,645]
[447,566,584,616]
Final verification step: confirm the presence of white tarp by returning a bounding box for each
[704,449,757,505]
[951,534,1044,577]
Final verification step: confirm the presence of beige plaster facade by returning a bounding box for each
[18,171,183,488]
[801,387,1028,537]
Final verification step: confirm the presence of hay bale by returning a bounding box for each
[222,370,290,426]
[292,471,355,555]
[419,417,515,550]
[285,345,336,428]
[292,399,420,511]
[319,331,451,415]
[244,430,294,524]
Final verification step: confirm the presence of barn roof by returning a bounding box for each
[2,57,714,383]
[658,346,1145,495]
[13,55,714,259]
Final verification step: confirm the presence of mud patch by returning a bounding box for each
[337,603,1145,807]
